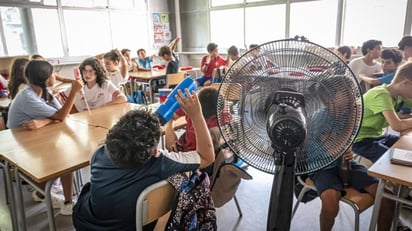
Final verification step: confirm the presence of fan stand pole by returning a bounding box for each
[267,151,295,231]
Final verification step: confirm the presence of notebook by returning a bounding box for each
[390,148,412,167]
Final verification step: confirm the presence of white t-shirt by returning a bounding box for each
[107,69,128,88]
[349,57,382,93]
[62,80,123,112]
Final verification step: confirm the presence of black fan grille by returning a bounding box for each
[217,38,363,175]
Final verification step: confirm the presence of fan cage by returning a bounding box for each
[216,38,363,175]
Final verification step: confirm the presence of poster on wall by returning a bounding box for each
[153,13,171,48]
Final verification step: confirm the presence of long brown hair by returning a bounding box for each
[8,58,29,99]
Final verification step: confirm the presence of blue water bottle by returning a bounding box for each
[155,78,197,125]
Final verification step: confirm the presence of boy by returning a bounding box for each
[196,42,226,87]
[398,35,412,62]
[72,89,215,230]
[336,45,352,64]
[309,78,394,231]
[352,61,412,163]
[103,49,129,88]
[348,39,382,93]
[358,48,403,86]
[164,86,231,152]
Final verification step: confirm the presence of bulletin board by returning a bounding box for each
[153,13,171,48]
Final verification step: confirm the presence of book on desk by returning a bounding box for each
[389,147,412,167]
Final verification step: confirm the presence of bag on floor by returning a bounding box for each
[166,170,217,231]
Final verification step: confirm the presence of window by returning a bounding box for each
[290,0,338,47]
[110,10,149,52]
[211,0,242,7]
[210,8,244,50]
[0,7,27,56]
[64,10,111,56]
[31,8,64,57]
[109,0,134,8]
[61,0,93,7]
[343,0,408,47]
[245,4,286,46]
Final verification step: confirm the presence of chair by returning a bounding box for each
[165,71,186,88]
[135,180,177,231]
[292,175,374,231]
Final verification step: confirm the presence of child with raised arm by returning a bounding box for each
[103,49,129,88]
[7,60,83,215]
[60,57,127,113]
[72,89,215,230]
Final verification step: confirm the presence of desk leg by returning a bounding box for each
[369,179,386,231]
[14,169,27,231]
[45,179,57,231]
[1,162,18,231]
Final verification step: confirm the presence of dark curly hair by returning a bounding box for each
[8,57,29,99]
[79,57,108,88]
[25,60,54,104]
[106,109,162,168]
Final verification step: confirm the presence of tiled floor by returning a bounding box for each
[1,165,411,231]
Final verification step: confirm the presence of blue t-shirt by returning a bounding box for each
[377,71,395,84]
[7,86,61,129]
[137,57,153,69]
[73,145,201,231]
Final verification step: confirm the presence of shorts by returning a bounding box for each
[352,134,399,163]
[195,76,219,86]
[309,162,378,196]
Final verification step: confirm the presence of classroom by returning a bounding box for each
[0,0,412,230]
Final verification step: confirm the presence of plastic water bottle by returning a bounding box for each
[155,78,197,125]
[338,156,351,188]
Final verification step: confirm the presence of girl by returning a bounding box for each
[7,60,83,215]
[60,57,127,113]
[8,57,29,100]
[103,49,129,88]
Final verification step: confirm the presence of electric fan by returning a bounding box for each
[216,36,363,231]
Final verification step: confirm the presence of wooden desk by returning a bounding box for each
[368,136,412,231]
[0,120,107,231]
[128,70,166,82]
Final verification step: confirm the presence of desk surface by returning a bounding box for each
[129,70,166,80]
[368,135,412,187]
[0,119,107,183]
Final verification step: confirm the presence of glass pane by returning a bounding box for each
[64,10,111,56]
[134,0,146,9]
[0,7,28,55]
[31,8,64,57]
[61,0,93,7]
[109,0,134,8]
[110,10,148,53]
[210,9,244,50]
[93,0,107,7]
[290,0,338,47]
[0,39,4,56]
[211,0,242,7]
[245,4,286,46]
[43,0,57,5]
[343,0,407,47]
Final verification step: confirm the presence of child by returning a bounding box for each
[7,60,83,215]
[30,54,74,84]
[358,48,403,86]
[136,48,154,71]
[60,57,127,113]
[352,61,412,163]
[336,45,352,64]
[158,45,179,75]
[308,78,394,231]
[103,49,129,88]
[398,35,412,62]
[164,86,231,152]
[348,39,382,93]
[121,48,138,72]
[8,57,29,100]
[196,42,226,87]
[72,89,215,230]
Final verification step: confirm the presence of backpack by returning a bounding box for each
[166,170,217,231]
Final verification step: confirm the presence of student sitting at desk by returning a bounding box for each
[8,57,29,100]
[30,54,74,84]
[59,57,127,113]
[358,48,403,86]
[72,89,215,230]
[197,42,226,87]
[121,48,138,72]
[7,60,83,215]
[103,49,129,88]
[352,61,412,163]
[136,48,154,71]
